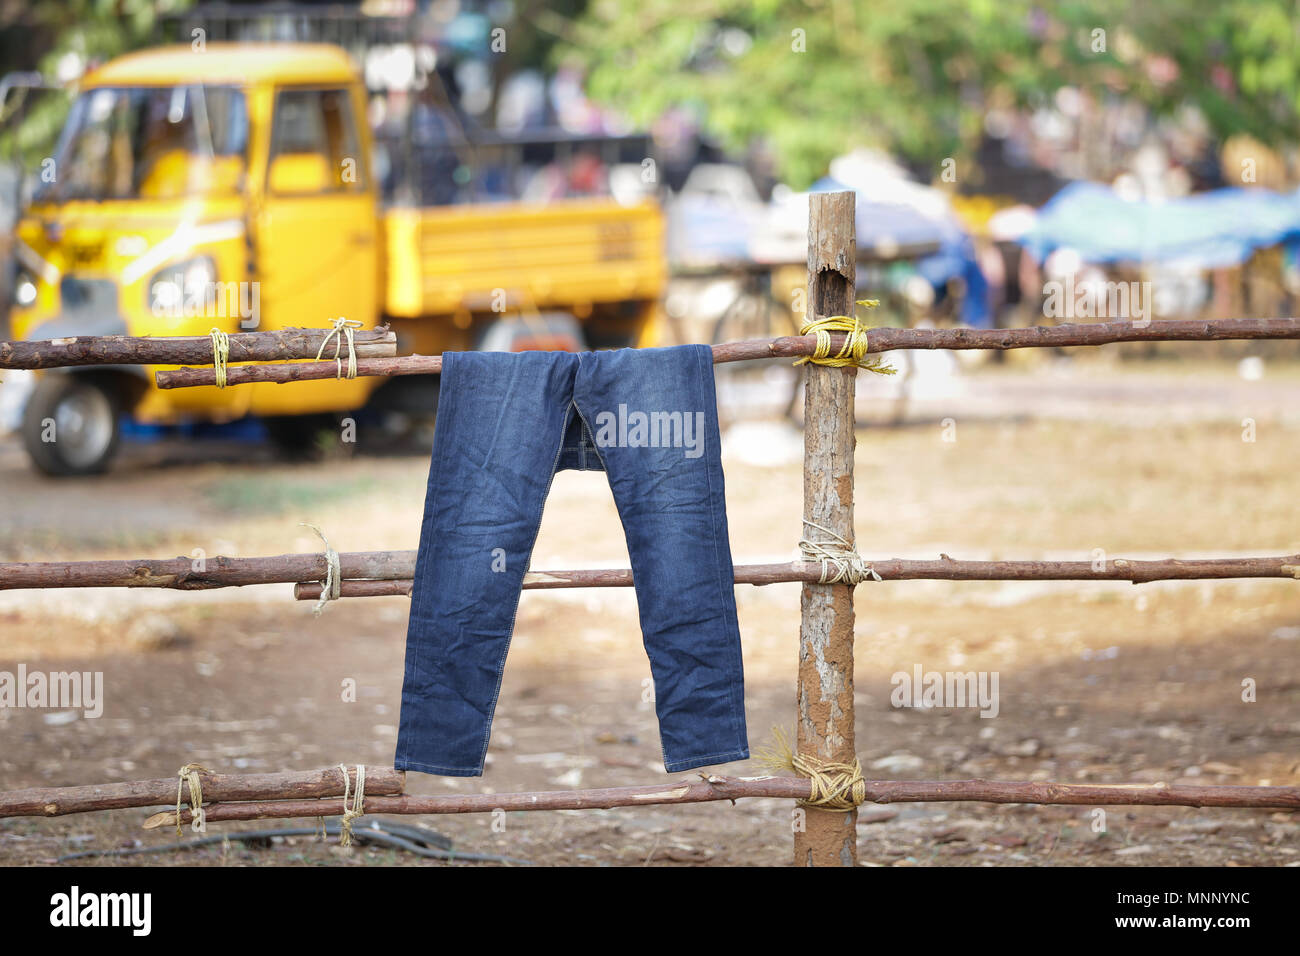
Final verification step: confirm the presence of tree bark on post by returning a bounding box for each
[795,191,859,866]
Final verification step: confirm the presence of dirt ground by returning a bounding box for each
[1,351,1298,866]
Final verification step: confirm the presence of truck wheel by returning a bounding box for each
[21,373,122,476]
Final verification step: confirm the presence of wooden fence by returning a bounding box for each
[1,191,1299,866]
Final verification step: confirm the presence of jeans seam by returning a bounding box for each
[697,344,747,752]
[663,748,751,771]
[394,757,484,776]
[397,360,452,763]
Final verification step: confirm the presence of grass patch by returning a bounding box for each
[199,473,383,517]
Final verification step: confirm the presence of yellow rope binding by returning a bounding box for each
[209,329,230,389]
[175,763,210,837]
[794,299,895,374]
[756,727,867,812]
[315,317,364,380]
[301,522,340,615]
[338,763,366,847]
[799,518,882,585]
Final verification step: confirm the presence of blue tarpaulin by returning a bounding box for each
[667,194,760,266]
[667,174,992,326]
[1020,181,1300,268]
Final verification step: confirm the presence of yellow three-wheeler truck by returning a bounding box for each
[6,43,666,474]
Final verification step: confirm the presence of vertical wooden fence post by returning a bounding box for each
[795,191,859,866]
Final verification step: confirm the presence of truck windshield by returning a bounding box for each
[35,85,248,202]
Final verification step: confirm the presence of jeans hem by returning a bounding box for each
[662,747,750,773]
[394,757,484,778]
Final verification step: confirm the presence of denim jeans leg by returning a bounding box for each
[395,351,578,776]
[573,344,750,772]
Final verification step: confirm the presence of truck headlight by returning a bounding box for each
[148,256,217,317]
[13,269,37,308]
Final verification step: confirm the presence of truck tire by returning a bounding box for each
[21,373,122,476]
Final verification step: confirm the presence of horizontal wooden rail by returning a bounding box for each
[3,552,1296,593]
[295,554,1300,600]
[0,326,396,370]
[2,769,1292,825]
[3,768,1294,826]
[0,550,411,590]
[0,766,405,819]
[138,775,1300,829]
[152,317,1300,389]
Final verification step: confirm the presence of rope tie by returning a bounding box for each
[301,522,340,615]
[338,764,365,847]
[798,519,882,585]
[756,727,866,812]
[794,300,895,374]
[209,328,230,389]
[315,317,363,380]
[175,763,210,837]
[793,752,867,811]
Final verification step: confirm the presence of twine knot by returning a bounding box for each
[301,522,340,615]
[315,317,364,380]
[791,752,867,811]
[338,764,366,847]
[175,763,210,836]
[209,329,230,389]
[757,727,867,812]
[798,519,882,585]
[793,300,895,374]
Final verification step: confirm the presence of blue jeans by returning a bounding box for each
[395,345,750,776]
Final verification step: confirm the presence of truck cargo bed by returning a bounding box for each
[383,198,666,318]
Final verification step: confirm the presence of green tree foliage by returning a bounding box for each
[1,0,192,168]
[561,0,1300,188]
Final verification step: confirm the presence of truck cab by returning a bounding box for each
[8,44,381,474]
